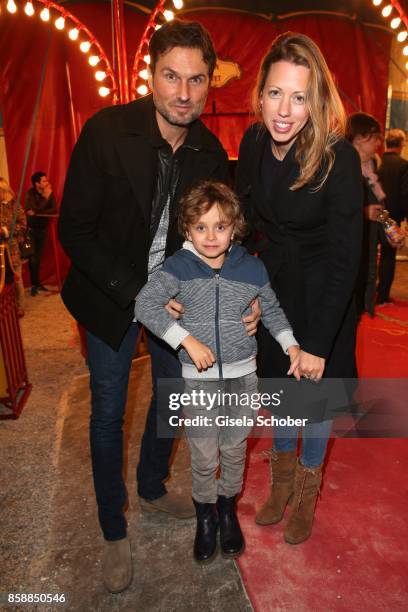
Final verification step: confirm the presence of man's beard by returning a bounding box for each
[155,100,203,127]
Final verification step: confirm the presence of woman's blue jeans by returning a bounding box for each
[273,419,333,468]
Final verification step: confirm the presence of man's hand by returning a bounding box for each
[242,298,261,337]
[365,204,383,221]
[298,350,325,382]
[181,335,216,372]
[165,298,185,320]
[287,345,301,381]
[42,184,53,200]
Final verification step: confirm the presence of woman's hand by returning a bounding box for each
[298,350,325,381]
[242,298,261,337]
[364,204,383,221]
[287,345,301,381]
[181,335,216,372]
[165,298,185,320]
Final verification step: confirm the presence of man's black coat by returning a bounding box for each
[378,151,408,224]
[58,95,229,350]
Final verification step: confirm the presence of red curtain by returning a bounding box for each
[195,11,391,157]
[0,5,391,285]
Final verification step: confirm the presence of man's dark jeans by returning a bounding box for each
[28,225,47,287]
[137,332,181,499]
[86,324,180,541]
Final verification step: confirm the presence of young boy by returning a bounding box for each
[135,181,299,563]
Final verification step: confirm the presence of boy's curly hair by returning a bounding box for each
[178,180,248,243]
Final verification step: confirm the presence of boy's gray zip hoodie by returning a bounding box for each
[135,241,297,379]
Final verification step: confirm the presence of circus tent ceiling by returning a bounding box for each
[62,0,408,26]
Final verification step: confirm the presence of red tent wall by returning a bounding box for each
[194,11,391,157]
[0,5,391,285]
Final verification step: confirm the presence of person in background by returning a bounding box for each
[0,177,26,316]
[376,128,408,305]
[236,32,363,545]
[25,171,57,296]
[346,113,384,317]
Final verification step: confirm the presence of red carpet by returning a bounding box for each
[237,301,408,611]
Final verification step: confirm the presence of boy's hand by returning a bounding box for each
[166,298,185,320]
[242,298,261,337]
[181,335,216,372]
[287,345,301,381]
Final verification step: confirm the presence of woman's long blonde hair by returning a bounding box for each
[0,177,16,202]
[253,32,346,191]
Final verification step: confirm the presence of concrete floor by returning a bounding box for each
[0,290,252,612]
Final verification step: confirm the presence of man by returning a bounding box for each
[59,20,259,594]
[377,128,408,305]
[25,171,57,295]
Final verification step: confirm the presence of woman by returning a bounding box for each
[0,177,26,317]
[236,32,363,544]
[346,113,384,317]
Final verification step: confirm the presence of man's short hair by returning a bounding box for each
[149,20,217,78]
[31,171,46,187]
[385,128,406,149]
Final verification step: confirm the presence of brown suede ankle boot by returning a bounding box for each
[102,535,132,593]
[284,459,323,545]
[255,450,297,525]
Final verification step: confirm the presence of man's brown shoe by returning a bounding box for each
[139,491,195,519]
[102,536,132,593]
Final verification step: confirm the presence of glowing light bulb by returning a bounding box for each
[55,16,65,30]
[155,24,162,31]
[406,61,408,70]
[373,0,382,6]
[382,5,392,17]
[173,0,183,9]
[143,54,151,64]
[24,2,34,16]
[95,71,107,82]
[80,41,91,53]
[40,7,50,21]
[403,45,408,56]
[163,10,174,21]
[88,55,100,67]
[139,69,149,80]
[137,85,149,96]
[6,0,17,14]
[391,17,401,29]
[99,87,110,97]
[397,31,408,42]
[69,28,79,41]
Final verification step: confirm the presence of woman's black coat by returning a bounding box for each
[236,124,364,377]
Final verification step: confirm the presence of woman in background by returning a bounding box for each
[0,177,26,317]
[346,112,384,317]
[236,32,363,544]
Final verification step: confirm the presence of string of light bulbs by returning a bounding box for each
[372,0,408,75]
[3,0,117,99]
[131,0,184,99]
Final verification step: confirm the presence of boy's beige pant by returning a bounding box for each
[183,372,258,503]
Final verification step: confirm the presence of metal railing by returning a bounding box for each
[0,244,32,419]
